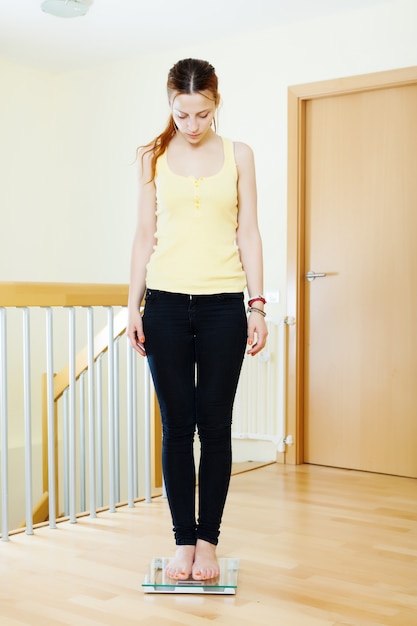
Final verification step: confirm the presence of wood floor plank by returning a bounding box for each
[1,463,417,626]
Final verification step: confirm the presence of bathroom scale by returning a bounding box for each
[142,557,240,594]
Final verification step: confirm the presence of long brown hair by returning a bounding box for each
[138,58,219,181]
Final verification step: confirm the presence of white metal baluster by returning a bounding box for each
[258,326,271,437]
[256,353,262,436]
[68,307,77,523]
[132,353,138,498]
[45,307,56,529]
[96,353,103,508]
[114,336,120,503]
[87,307,96,518]
[272,320,279,441]
[265,322,274,437]
[277,319,287,453]
[241,359,248,437]
[144,360,152,503]
[107,307,116,513]
[0,308,9,540]
[79,372,86,512]
[22,308,34,535]
[63,389,69,516]
[246,357,252,437]
[126,341,134,507]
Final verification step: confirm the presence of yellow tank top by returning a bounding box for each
[145,137,247,294]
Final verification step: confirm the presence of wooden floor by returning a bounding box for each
[1,463,417,626]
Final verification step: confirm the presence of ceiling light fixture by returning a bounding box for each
[41,0,92,18]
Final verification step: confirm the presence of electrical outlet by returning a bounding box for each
[265,290,279,304]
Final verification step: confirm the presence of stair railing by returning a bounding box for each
[0,283,162,540]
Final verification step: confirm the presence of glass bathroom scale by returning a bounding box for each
[142,557,240,594]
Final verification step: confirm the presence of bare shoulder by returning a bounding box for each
[233,141,255,168]
[233,141,254,158]
[232,141,255,178]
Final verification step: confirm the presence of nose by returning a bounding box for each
[187,117,198,132]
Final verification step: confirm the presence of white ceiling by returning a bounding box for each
[0,0,393,73]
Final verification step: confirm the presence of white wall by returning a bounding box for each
[1,0,416,318]
[0,60,56,278]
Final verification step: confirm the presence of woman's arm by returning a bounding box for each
[127,149,157,355]
[234,141,268,356]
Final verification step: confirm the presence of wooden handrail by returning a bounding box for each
[53,308,128,401]
[0,282,129,307]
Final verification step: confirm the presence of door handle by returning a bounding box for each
[306,271,327,282]
[284,316,296,325]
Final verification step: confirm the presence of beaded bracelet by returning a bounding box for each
[248,295,267,307]
[247,306,266,317]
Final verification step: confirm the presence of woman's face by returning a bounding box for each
[171,90,217,144]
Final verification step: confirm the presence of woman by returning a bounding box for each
[127,58,267,582]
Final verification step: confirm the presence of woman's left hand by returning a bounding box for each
[246,313,268,356]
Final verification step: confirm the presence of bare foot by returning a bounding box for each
[165,545,195,580]
[192,539,219,581]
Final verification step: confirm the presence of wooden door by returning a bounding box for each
[286,67,417,478]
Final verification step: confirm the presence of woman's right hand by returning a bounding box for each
[127,309,146,356]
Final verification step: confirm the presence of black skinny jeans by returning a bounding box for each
[142,289,247,546]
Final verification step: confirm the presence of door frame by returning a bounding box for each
[286,65,417,465]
